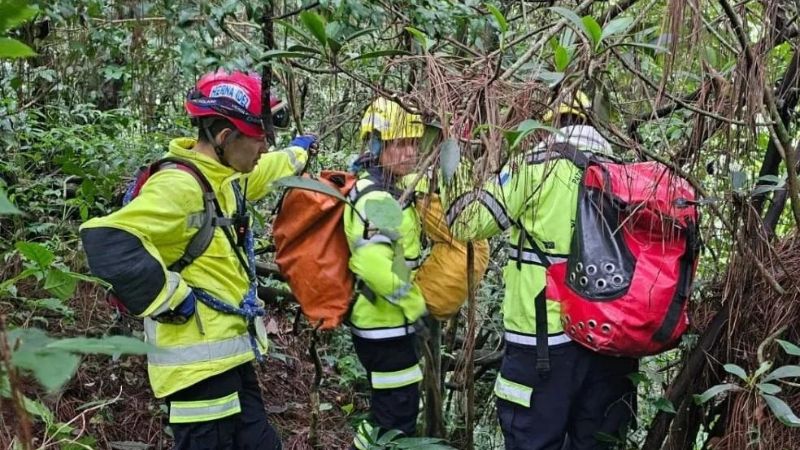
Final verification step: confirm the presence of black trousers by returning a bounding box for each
[497,342,637,450]
[166,363,282,450]
[351,333,421,436]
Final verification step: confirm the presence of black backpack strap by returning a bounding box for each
[149,158,219,273]
[512,218,555,377]
[548,142,590,169]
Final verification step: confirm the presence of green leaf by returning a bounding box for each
[0,37,35,58]
[753,361,774,379]
[763,365,800,382]
[777,339,800,356]
[554,45,570,72]
[730,170,747,192]
[29,298,74,316]
[0,0,39,34]
[299,11,327,47]
[724,363,749,383]
[505,119,559,149]
[439,138,461,183]
[347,49,410,62]
[272,176,347,202]
[391,242,411,283]
[44,269,78,301]
[757,383,782,395]
[12,346,81,392]
[262,49,317,60]
[0,189,20,214]
[47,335,152,355]
[601,17,633,41]
[694,383,741,404]
[15,241,55,268]
[582,16,602,49]
[654,397,677,414]
[762,394,800,427]
[550,7,589,41]
[364,197,403,232]
[405,26,431,52]
[485,3,508,34]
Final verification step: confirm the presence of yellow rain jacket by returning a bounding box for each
[80,138,306,398]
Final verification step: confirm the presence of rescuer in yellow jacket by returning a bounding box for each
[441,92,638,449]
[80,70,315,450]
[344,98,430,448]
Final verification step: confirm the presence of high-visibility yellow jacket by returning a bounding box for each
[343,171,427,338]
[441,126,613,346]
[80,137,306,398]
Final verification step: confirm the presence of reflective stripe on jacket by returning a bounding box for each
[343,172,426,333]
[441,126,613,338]
[80,137,306,397]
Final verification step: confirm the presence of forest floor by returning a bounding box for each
[0,271,361,450]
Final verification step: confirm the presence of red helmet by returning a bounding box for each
[185,70,290,138]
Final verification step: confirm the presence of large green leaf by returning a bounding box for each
[485,3,508,34]
[44,269,78,300]
[299,11,327,47]
[404,26,432,52]
[364,197,403,232]
[15,241,55,268]
[439,138,461,183]
[0,0,39,34]
[272,176,347,202]
[0,37,35,58]
[46,335,153,355]
[757,383,782,395]
[554,45,570,72]
[777,339,800,356]
[391,242,411,283]
[0,189,20,215]
[654,397,676,414]
[550,7,589,42]
[763,394,800,427]
[693,383,741,404]
[581,16,602,49]
[763,365,800,382]
[601,17,633,42]
[723,363,749,383]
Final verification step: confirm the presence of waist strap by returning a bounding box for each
[350,325,417,340]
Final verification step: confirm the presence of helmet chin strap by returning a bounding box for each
[202,124,239,167]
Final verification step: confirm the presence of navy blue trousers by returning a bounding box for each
[497,342,637,450]
[167,363,282,450]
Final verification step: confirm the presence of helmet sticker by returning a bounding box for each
[210,83,251,108]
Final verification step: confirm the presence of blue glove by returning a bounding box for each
[154,291,196,324]
[289,134,318,151]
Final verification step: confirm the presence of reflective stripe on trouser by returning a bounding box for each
[496,341,638,450]
[167,363,282,449]
[372,363,423,389]
[504,331,572,347]
[494,375,533,408]
[170,392,241,423]
[351,333,420,436]
[349,324,416,340]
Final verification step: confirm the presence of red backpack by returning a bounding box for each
[525,144,700,361]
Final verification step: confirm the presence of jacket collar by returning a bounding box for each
[166,138,243,185]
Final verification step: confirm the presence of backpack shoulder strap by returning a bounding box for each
[548,142,590,170]
[151,158,219,273]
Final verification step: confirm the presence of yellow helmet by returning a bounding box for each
[359,97,425,142]
[542,91,591,123]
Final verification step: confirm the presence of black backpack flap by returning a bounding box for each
[567,181,635,301]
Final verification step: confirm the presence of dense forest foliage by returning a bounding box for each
[2,0,800,449]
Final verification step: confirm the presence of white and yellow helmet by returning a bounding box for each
[542,91,591,123]
[360,97,425,142]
